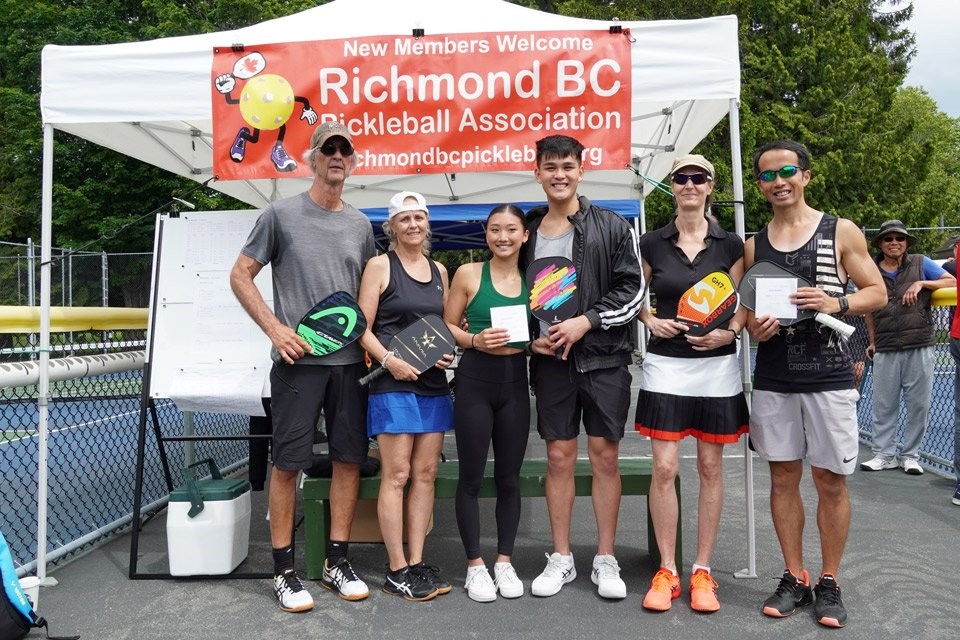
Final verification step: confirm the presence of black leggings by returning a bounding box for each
[454,350,530,560]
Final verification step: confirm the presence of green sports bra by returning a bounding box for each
[465,261,530,350]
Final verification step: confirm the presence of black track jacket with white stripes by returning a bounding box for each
[523,195,645,373]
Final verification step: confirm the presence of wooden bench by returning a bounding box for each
[301,457,680,580]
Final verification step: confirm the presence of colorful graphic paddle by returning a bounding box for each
[358,314,456,386]
[526,257,578,358]
[293,291,366,357]
[675,271,740,337]
[740,261,855,339]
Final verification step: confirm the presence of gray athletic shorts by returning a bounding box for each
[269,362,369,469]
[749,389,860,475]
[531,355,631,442]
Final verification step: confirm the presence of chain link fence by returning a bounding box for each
[1,328,251,576]
[0,240,152,308]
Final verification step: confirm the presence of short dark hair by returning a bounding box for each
[535,135,584,166]
[752,139,811,177]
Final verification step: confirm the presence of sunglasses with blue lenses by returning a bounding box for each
[757,165,801,182]
[672,173,709,185]
[319,139,354,157]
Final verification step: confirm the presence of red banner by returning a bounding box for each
[211,30,632,180]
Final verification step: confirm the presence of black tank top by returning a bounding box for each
[371,251,450,396]
[753,214,854,392]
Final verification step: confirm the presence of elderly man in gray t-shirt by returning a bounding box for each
[230,121,375,612]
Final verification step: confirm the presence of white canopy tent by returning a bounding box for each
[38,0,753,579]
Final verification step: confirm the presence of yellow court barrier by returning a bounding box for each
[0,306,148,333]
[931,287,957,307]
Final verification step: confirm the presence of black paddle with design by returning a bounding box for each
[526,256,578,359]
[358,314,456,386]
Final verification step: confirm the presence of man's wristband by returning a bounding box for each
[837,295,849,316]
[471,333,478,349]
[726,328,740,341]
[380,351,394,367]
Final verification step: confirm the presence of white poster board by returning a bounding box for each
[147,210,272,415]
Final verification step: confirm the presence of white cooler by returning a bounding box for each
[166,459,251,576]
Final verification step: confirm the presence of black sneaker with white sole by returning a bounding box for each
[382,566,439,601]
[408,562,452,595]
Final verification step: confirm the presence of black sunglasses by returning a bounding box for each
[672,173,709,185]
[757,165,801,182]
[882,235,907,243]
[319,139,354,157]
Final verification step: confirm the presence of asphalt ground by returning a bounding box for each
[36,415,959,640]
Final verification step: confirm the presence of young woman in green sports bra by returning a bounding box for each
[444,204,532,603]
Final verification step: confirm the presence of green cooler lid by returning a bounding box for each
[170,478,250,502]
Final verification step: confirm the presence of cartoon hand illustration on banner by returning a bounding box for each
[214,74,235,94]
[300,106,318,125]
[213,50,317,173]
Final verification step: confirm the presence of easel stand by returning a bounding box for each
[128,213,271,580]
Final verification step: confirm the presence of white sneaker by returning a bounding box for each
[530,552,576,597]
[465,565,497,603]
[322,558,369,601]
[860,456,898,471]
[274,569,315,612]
[591,554,626,599]
[494,562,524,599]
[901,458,924,475]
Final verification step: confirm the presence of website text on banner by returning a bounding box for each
[211,30,632,179]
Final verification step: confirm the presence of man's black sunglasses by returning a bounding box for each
[319,139,354,157]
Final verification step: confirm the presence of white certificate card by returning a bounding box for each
[489,304,530,342]
[755,277,798,319]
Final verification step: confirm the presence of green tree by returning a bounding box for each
[2,0,956,272]
[0,0,317,303]
[515,1,937,235]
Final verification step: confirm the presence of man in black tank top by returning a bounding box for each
[744,140,885,629]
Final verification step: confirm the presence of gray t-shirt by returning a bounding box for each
[241,192,376,365]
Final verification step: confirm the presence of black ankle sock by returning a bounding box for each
[327,540,348,563]
[272,545,294,575]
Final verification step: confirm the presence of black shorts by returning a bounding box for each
[269,362,368,469]
[530,355,631,442]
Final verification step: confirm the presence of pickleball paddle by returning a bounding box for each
[740,261,855,339]
[675,270,740,337]
[358,314,456,386]
[293,291,366,357]
[526,257,578,358]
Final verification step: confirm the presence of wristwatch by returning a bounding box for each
[837,296,849,316]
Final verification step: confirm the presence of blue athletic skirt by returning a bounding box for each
[367,391,454,437]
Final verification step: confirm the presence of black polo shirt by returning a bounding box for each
[639,219,743,358]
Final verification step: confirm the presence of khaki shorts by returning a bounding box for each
[749,389,859,475]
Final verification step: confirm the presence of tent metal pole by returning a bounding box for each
[728,98,757,580]
[37,123,54,585]
[637,191,648,360]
